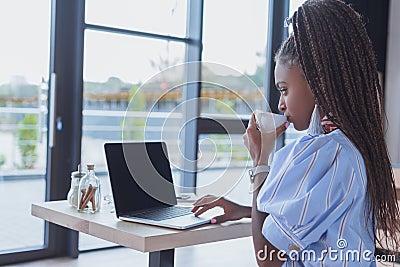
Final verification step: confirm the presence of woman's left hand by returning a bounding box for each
[243,113,288,167]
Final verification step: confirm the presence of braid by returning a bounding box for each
[277,0,400,250]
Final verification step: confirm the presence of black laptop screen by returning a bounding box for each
[104,142,178,216]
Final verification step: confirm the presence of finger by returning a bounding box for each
[192,195,215,206]
[191,200,213,212]
[191,205,201,213]
[242,132,247,141]
[211,214,238,224]
[193,207,208,217]
[243,133,249,147]
[210,214,231,224]
[275,122,288,138]
[194,202,218,217]
[192,196,219,213]
[247,127,261,137]
[192,197,205,206]
[248,113,257,129]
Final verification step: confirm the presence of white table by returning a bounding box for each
[31,201,251,267]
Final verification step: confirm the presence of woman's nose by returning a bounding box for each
[278,97,286,112]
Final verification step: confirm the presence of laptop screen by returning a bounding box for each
[104,142,178,216]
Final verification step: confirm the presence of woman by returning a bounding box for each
[192,0,400,266]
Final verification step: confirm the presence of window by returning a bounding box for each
[0,0,51,253]
[198,0,269,202]
[202,0,270,116]
[196,134,252,205]
[85,0,187,37]
[80,1,188,250]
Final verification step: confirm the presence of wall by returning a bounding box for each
[385,0,400,163]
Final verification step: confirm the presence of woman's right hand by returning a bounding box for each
[243,113,288,167]
[191,195,251,224]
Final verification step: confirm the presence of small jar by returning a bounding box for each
[67,164,86,208]
[78,164,101,213]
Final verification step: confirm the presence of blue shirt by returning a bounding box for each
[257,130,376,266]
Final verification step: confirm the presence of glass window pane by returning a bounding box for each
[201,0,269,117]
[84,30,185,85]
[80,30,185,250]
[85,0,187,37]
[199,1,269,198]
[0,0,50,252]
[196,134,252,205]
[199,63,268,117]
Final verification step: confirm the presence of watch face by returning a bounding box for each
[248,169,255,184]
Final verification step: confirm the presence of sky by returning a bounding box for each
[84,0,269,84]
[0,0,304,86]
[0,0,51,85]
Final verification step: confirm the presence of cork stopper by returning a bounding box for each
[71,163,86,178]
[87,164,95,171]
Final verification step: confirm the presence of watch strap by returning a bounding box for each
[248,165,270,183]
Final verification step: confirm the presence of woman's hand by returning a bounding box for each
[191,195,251,224]
[243,113,288,167]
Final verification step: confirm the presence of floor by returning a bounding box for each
[8,240,400,267]
[9,237,257,267]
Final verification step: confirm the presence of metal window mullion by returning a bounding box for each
[47,0,85,259]
[85,23,190,43]
[180,0,204,193]
[265,0,289,149]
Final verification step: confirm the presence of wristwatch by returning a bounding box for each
[248,165,270,184]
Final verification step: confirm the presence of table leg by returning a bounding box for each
[149,249,175,267]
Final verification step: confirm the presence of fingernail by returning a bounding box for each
[211,218,217,224]
[285,121,290,128]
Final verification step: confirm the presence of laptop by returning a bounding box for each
[104,142,210,229]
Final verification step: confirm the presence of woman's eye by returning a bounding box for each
[278,88,288,94]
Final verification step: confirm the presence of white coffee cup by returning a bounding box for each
[254,110,287,133]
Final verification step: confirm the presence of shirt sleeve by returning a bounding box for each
[257,135,360,254]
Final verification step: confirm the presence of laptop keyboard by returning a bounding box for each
[127,206,193,221]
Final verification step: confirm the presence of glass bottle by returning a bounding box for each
[77,164,101,213]
[67,164,86,208]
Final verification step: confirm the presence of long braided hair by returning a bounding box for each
[276,0,400,249]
